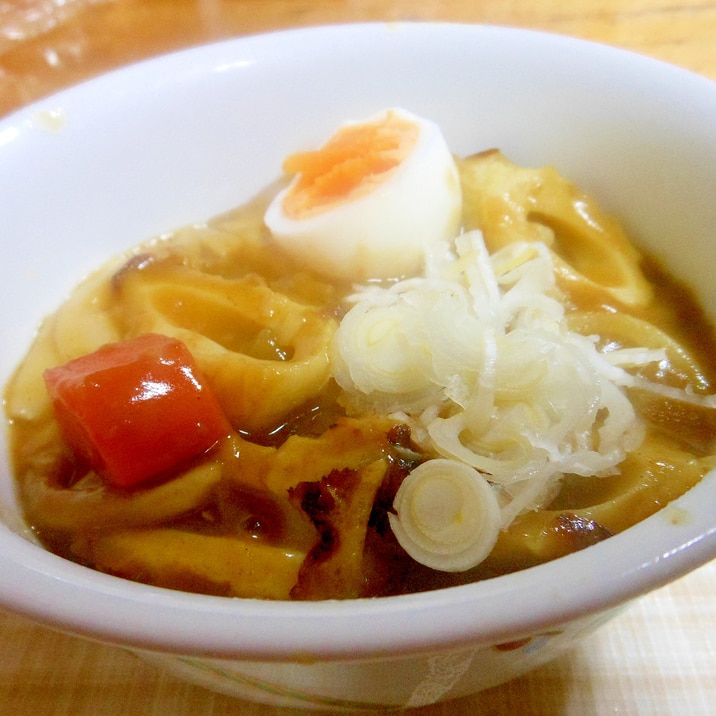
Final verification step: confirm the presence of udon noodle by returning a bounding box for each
[5,142,716,600]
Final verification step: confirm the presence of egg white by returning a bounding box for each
[263,108,462,282]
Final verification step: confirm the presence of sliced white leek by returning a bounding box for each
[389,458,501,572]
[332,301,432,396]
[333,229,700,564]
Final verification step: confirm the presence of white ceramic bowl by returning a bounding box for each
[1,23,716,711]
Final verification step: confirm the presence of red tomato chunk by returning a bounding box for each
[44,333,230,488]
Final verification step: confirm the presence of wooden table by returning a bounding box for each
[1,1,715,714]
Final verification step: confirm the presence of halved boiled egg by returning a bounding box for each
[263,108,462,282]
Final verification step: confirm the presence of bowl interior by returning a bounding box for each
[1,23,716,659]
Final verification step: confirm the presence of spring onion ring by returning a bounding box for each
[389,458,501,571]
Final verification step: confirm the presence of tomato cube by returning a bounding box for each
[44,333,230,488]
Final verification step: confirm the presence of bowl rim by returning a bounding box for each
[1,21,716,661]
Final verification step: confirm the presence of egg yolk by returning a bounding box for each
[281,111,419,219]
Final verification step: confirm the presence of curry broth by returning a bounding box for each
[5,154,716,599]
